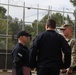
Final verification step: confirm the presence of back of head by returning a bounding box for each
[46,19,56,29]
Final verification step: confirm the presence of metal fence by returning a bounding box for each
[0,2,75,70]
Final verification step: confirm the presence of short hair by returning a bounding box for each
[46,19,56,29]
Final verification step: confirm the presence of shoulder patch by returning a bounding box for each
[18,53,23,57]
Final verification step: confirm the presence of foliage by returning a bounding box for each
[0,6,6,18]
[51,13,65,26]
[9,18,21,35]
[70,0,76,6]
[32,20,38,36]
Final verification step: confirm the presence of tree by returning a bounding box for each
[66,14,74,25]
[0,6,6,18]
[70,0,76,6]
[9,18,20,35]
[32,20,39,36]
[0,6,7,34]
[51,13,66,26]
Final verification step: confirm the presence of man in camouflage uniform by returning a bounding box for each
[60,24,76,75]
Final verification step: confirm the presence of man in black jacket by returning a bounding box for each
[12,31,31,75]
[30,19,71,75]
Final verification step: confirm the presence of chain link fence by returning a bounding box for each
[0,2,75,70]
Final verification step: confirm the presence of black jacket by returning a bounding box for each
[12,43,30,75]
[30,30,71,69]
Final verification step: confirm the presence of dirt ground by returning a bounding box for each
[0,72,11,75]
[0,72,37,75]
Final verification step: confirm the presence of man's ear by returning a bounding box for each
[45,24,47,29]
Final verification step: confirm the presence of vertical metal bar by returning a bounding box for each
[48,5,50,19]
[36,4,39,35]
[50,6,52,18]
[22,2,25,30]
[63,8,64,24]
[5,0,9,69]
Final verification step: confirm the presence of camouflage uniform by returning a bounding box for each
[60,35,76,67]
[60,38,76,75]
[68,38,76,68]
[65,38,76,75]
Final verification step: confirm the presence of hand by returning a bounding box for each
[61,69,67,73]
[67,68,73,74]
[31,68,36,74]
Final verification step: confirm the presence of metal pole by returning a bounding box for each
[50,6,52,18]
[22,2,25,30]
[5,0,9,70]
[48,5,50,19]
[37,4,39,35]
[63,8,64,24]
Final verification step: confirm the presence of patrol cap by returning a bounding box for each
[60,24,72,30]
[17,31,31,38]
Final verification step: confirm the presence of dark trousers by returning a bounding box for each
[37,68,60,75]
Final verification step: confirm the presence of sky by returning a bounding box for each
[0,0,75,23]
